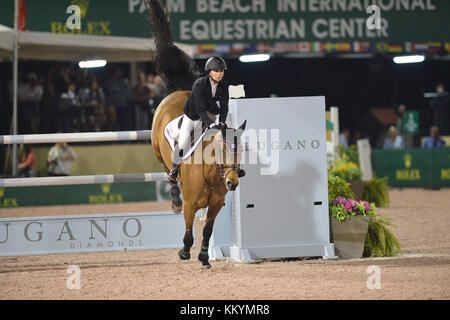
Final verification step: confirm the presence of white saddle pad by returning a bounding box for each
[163,115,208,161]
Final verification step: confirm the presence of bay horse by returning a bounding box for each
[146,0,246,269]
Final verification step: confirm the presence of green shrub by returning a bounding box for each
[329,159,362,182]
[363,214,401,257]
[328,175,356,205]
[336,144,360,165]
[362,176,390,207]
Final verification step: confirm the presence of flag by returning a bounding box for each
[230,43,245,54]
[297,42,310,52]
[376,42,389,52]
[413,43,428,52]
[312,42,324,52]
[323,42,338,52]
[197,44,215,55]
[427,42,442,53]
[445,43,450,52]
[353,41,363,52]
[388,44,403,53]
[405,42,413,52]
[255,43,272,53]
[214,44,231,54]
[18,0,27,31]
[336,42,351,52]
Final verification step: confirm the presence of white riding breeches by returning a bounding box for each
[174,114,218,164]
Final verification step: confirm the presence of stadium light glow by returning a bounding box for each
[239,54,271,63]
[393,55,425,64]
[78,59,107,68]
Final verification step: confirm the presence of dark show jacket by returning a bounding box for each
[183,76,229,125]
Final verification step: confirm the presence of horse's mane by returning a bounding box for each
[145,0,200,92]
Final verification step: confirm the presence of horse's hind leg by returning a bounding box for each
[198,200,223,269]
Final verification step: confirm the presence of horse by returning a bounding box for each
[146,0,246,269]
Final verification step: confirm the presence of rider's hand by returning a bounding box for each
[210,122,224,130]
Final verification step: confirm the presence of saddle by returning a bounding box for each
[164,115,208,161]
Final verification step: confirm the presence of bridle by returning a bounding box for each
[202,136,240,190]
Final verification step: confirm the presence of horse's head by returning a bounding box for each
[211,120,247,191]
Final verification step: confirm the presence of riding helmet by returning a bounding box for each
[205,56,228,72]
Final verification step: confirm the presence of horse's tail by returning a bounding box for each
[145,0,200,92]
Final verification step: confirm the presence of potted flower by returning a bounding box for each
[329,196,376,259]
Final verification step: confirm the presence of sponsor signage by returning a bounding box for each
[0,211,186,256]
[0,182,160,208]
[0,0,448,44]
[372,148,450,187]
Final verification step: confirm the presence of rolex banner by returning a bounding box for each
[372,148,450,187]
[0,0,449,48]
[0,181,173,208]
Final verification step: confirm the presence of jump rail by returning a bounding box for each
[0,130,152,145]
[0,172,168,187]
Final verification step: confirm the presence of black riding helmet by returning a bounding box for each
[205,56,227,72]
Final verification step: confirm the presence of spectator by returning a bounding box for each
[133,72,152,130]
[41,81,60,133]
[422,126,446,148]
[153,75,168,99]
[395,104,406,135]
[105,67,132,130]
[21,72,43,133]
[383,126,405,149]
[17,144,36,177]
[79,78,106,131]
[58,82,79,132]
[430,83,449,134]
[146,73,156,92]
[47,142,77,176]
[339,128,350,148]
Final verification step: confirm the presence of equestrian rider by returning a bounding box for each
[168,56,246,182]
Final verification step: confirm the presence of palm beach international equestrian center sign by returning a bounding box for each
[1,0,449,47]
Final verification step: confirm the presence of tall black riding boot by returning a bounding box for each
[168,145,182,182]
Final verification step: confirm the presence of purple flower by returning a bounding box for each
[333,196,347,206]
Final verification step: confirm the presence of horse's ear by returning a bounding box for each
[238,120,247,131]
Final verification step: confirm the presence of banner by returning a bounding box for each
[0,181,173,208]
[1,0,449,45]
[372,148,450,187]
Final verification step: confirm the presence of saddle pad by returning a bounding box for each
[163,115,208,161]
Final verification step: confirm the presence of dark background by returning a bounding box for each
[1,55,449,139]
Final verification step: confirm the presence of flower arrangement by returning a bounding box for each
[330,196,376,222]
[329,159,362,182]
[328,175,356,204]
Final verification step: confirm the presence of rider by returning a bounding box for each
[168,56,246,182]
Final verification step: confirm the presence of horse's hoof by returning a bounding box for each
[201,263,211,270]
[198,251,209,263]
[178,249,191,260]
[171,202,182,214]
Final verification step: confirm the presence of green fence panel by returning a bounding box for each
[372,148,434,187]
[431,148,450,186]
[0,181,173,208]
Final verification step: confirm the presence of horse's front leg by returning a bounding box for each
[198,198,224,269]
[178,202,197,260]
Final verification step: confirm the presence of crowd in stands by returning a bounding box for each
[9,65,168,134]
